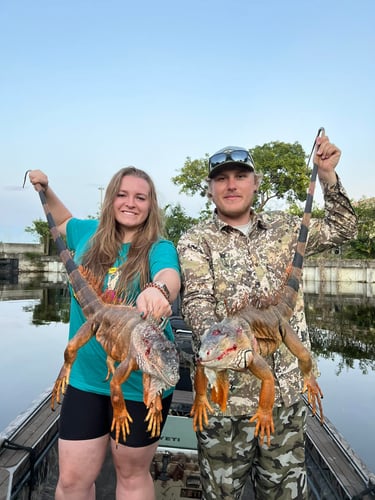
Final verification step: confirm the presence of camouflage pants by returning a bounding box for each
[197,399,307,500]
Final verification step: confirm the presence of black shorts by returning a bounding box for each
[59,385,173,448]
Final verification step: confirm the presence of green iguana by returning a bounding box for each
[191,130,325,447]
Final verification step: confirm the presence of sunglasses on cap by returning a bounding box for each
[208,147,255,178]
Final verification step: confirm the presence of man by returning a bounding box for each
[177,133,357,500]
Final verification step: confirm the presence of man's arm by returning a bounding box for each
[177,231,217,352]
[306,133,357,255]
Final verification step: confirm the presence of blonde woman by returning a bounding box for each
[29,167,181,500]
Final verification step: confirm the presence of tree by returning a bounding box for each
[25,212,94,254]
[345,198,375,259]
[252,141,310,210]
[172,141,311,211]
[163,203,198,246]
[25,218,54,254]
[172,155,210,199]
[287,201,325,219]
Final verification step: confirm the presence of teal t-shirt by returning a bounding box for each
[65,218,180,402]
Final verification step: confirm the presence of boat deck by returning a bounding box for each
[305,407,374,499]
[1,390,374,499]
[0,393,60,500]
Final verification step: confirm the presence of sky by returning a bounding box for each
[1,0,374,243]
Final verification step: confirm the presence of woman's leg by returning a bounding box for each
[110,395,173,500]
[111,439,159,500]
[56,435,109,500]
[56,386,113,499]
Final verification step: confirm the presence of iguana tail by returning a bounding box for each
[32,183,102,315]
[282,127,325,311]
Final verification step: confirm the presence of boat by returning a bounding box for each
[1,317,374,500]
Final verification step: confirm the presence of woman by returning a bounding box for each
[29,167,181,500]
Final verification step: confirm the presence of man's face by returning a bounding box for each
[209,167,257,225]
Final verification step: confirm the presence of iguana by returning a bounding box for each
[27,179,180,445]
[191,129,325,446]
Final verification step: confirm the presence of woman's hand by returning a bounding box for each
[28,169,49,191]
[136,287,172,322]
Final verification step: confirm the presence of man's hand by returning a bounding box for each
[314,131,341,185]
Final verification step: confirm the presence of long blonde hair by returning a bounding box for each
[82,166,164,296]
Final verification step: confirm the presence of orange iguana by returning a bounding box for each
[28,181,180,445]
[191,130,325,447]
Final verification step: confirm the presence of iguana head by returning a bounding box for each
[133,322,180,389]
[198,318,254,371]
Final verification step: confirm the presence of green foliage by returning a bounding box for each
[171,155,210,198]
[25,218,50,243]
[163,203,198,246]
[24,218,58,255]
[251,141,309,210]
[287,201,325,219]
[345,199,375,259]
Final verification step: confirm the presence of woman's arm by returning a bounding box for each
[28,169,73,236]
[136,268,180,321]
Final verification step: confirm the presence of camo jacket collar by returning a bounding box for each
[212,208,269,232]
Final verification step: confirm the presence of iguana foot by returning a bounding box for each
[190,396,214,432]
[210,372,229,412]
[303,375,324,424]
[249,409,274,447]
[51,365,71,410]
[145,395,163,438]
[111,409,133,445]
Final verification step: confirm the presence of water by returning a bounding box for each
[314,354,374,468]
[0,282,69,431]
[0,277,374,473]
[304,290,375,472]
[0,299,68,427]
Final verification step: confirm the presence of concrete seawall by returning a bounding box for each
[304,259,374,284]
[1,244,374,291]
[304,259,374,297]
[0,243,62,273]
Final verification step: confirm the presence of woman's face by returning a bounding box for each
[113,175,151,235]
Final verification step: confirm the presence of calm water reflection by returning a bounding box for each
[0,276,374,473]
[305,291,375,473]
[0,280,69,431]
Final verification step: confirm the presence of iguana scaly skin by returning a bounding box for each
[33,184,179,445]
[192,132,325,447]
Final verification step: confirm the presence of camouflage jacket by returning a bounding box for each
[177,177,357,416]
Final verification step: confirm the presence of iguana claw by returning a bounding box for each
[145,397,163,438]
[249,409,274,447]
[190,396,214,432]
[51,365,71,410]
[111,410,133,445]
[303,375,324,424]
